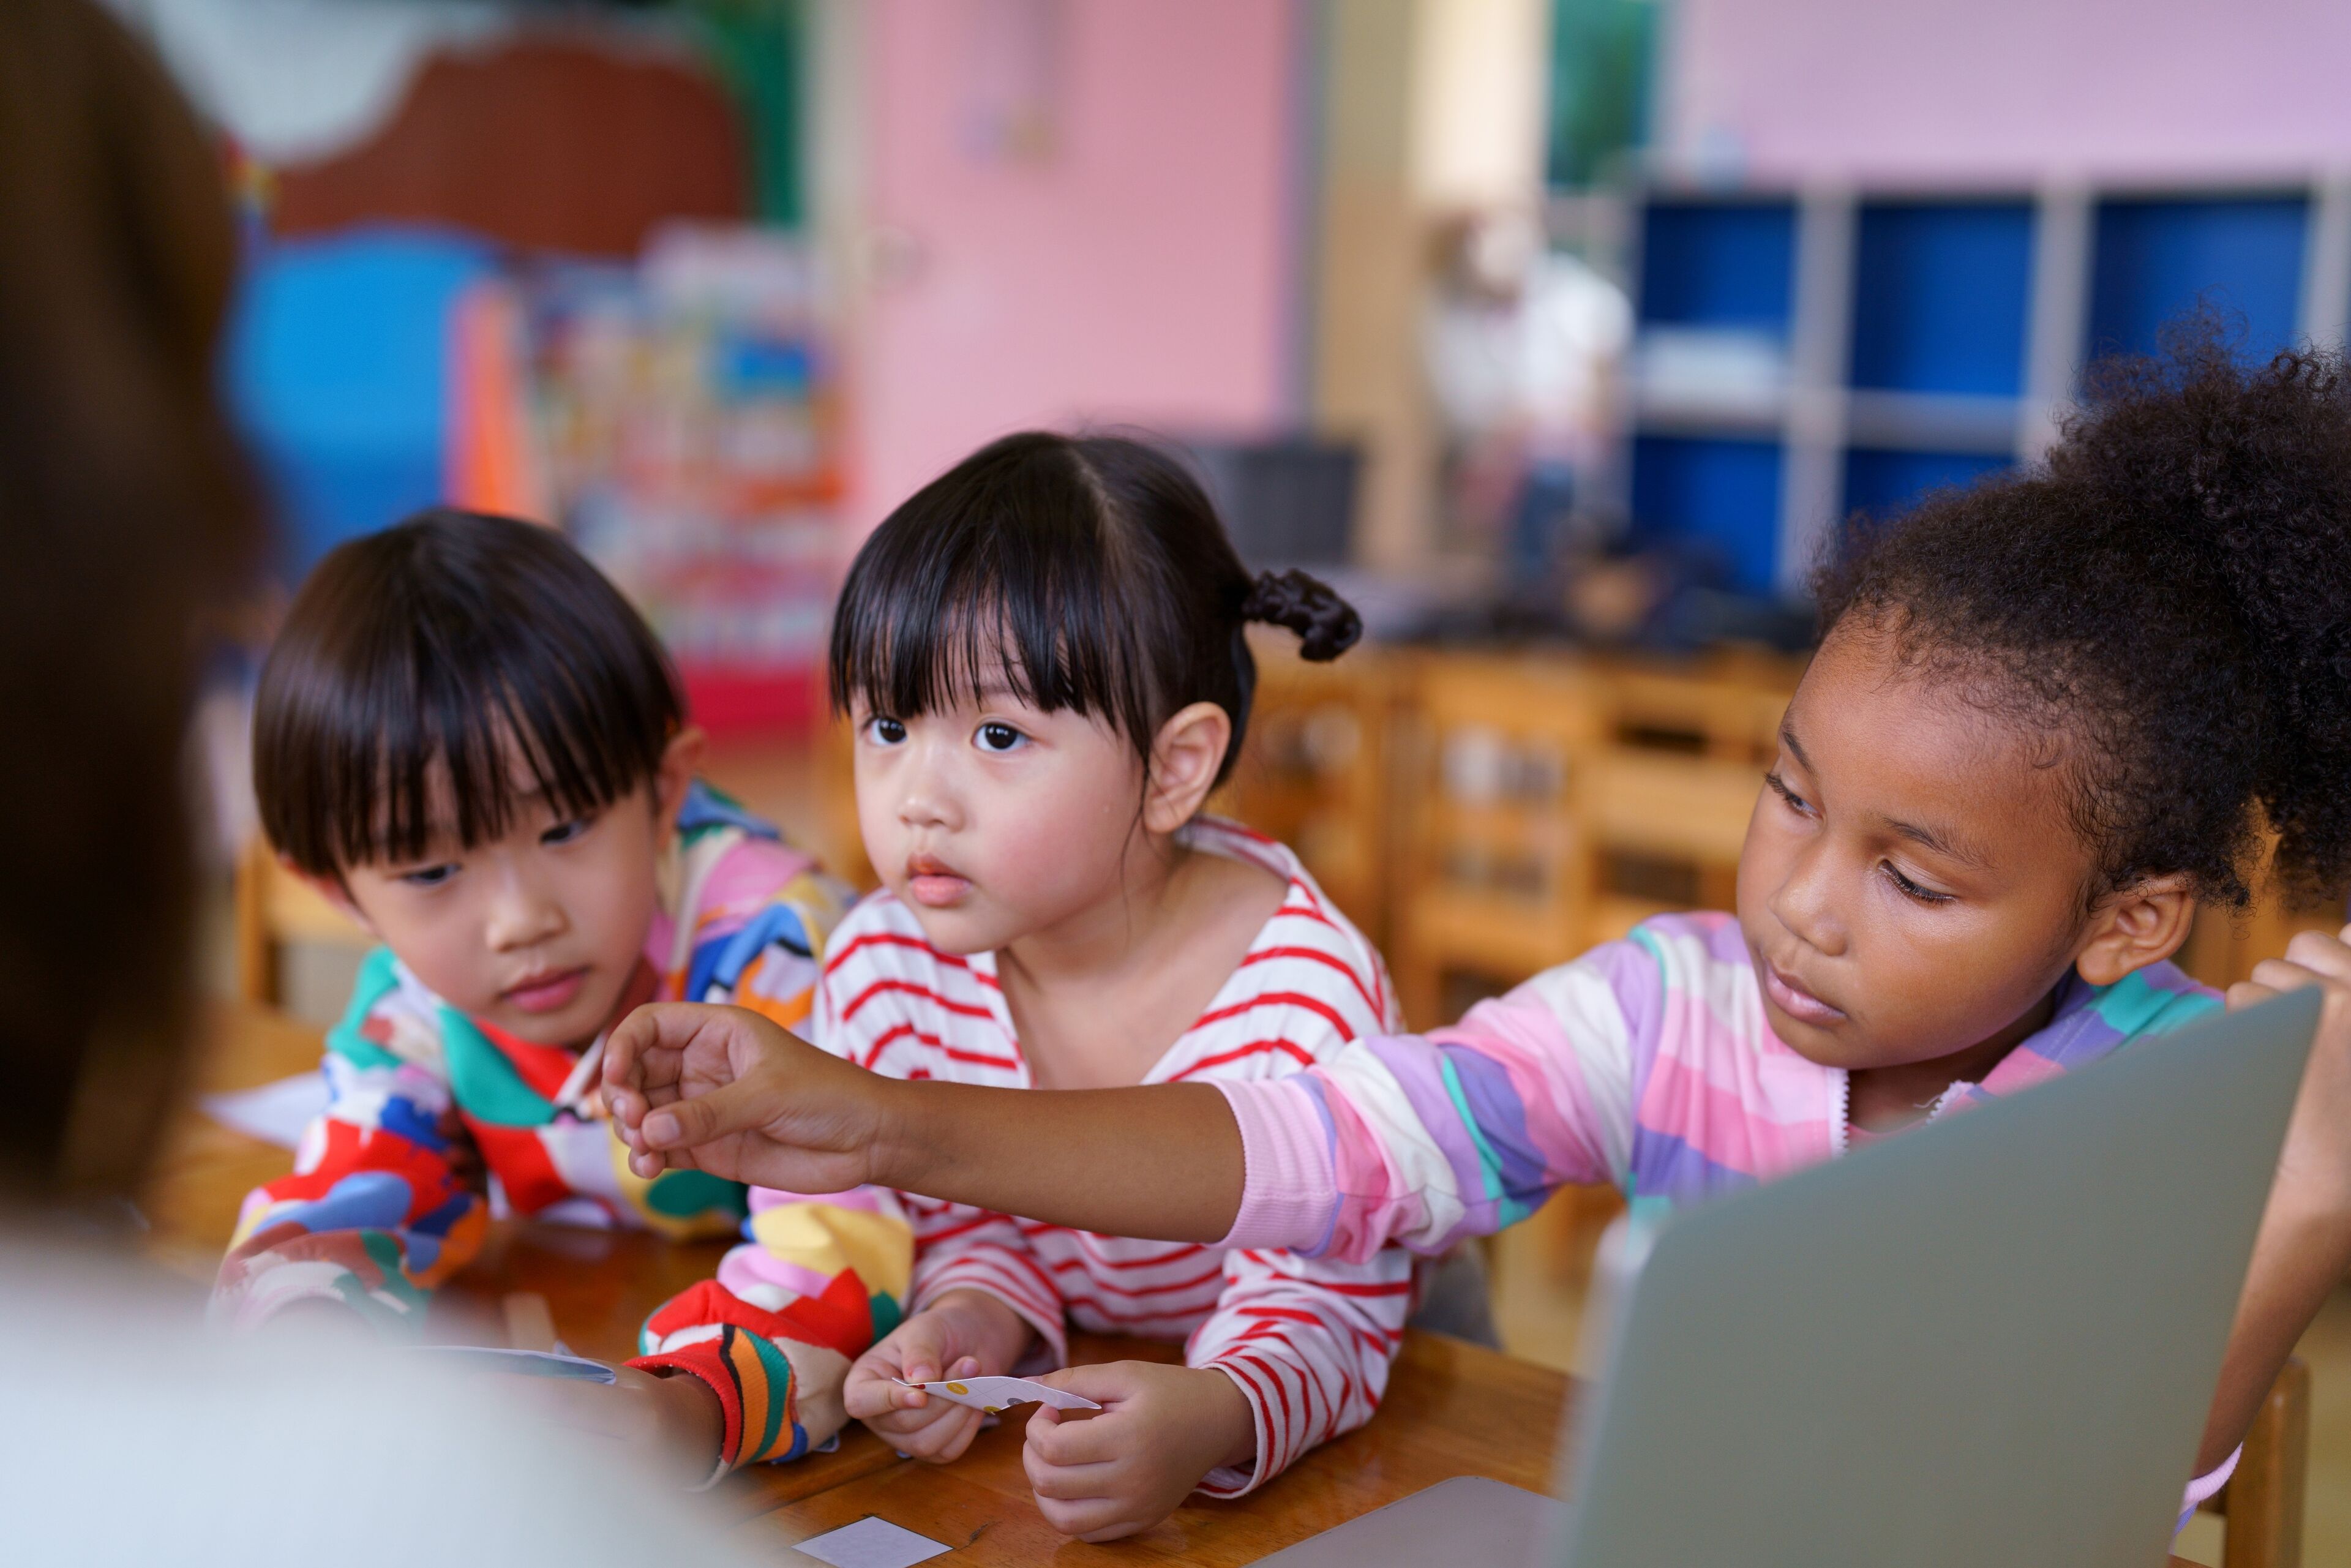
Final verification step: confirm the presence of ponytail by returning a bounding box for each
[1242,568,1363,662]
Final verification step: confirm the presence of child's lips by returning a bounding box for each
[906,871,972,907]
[1762,960,1846,1026]
[504,966,589,1014]
[904,855,972,909]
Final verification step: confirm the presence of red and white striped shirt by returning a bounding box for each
[810,817,1410,1496]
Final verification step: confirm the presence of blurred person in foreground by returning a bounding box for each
[0,3,750,1560]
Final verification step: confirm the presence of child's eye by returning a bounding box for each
[866,715,908,746]
[1764,771,1813,816]
[400,863,459,889]
[1883,863,1955,906]
[975,721,1027,754]
[541,817,592,847]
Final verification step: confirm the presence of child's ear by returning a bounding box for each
[654,725,707,840]
[2074,874,2197,988]
[287,856,380,940]
[1142,702,1233,835]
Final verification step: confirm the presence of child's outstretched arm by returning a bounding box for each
[602,1002,1248,1244]
[2198,923,2351,1477]
[607,973,1617,1262]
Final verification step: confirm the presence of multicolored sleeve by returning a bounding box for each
[670,795,856,1028]
[211,948,489,1334]
[629,1185,913,1480]
[630,830,904,1479]
[1216,937,1662,1263]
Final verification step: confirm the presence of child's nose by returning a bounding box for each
[485,872,568,949]
[1769,842,1847,956]
[894,745,962,831]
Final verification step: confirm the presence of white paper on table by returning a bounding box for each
[790,1517,953,1568]
[891,1374,1099,1414]
[200,1072,328,1148]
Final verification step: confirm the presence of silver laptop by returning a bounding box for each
[1258,987,2319,1568]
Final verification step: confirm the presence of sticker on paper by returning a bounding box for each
[891,1374,1099,1414]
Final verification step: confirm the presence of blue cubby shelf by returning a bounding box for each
[1630,435,1783,596]
[1638,199,1798,333]
[1843,449,2012,525]
[1850,200,2034,397]
[2087,195,2308,364]
[1619,180,2342,599]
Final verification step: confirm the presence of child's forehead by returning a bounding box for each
[397,734,553,804]
[359,743,561,853]
[1785,633,2085,859]
[857,632,1046,711]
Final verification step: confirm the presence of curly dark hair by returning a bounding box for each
[1814,320,2351,912]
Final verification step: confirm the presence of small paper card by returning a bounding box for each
[791,1516,952,1568]
[891,1374,1100,1414]
[411,1346,618,1383]
[201,1073,330,1149]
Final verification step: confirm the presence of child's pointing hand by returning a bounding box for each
[601,1002,887,1192]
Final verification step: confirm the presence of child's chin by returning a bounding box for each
[899,902,1013,958]
[1761,1003,1863,1065]
[487,989,613,1047]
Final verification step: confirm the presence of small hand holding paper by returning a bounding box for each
[1021,1360,1257,1542]
[844,1291,1037,1463]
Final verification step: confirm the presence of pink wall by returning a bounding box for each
[1667,0,2351,185]
[852,0,1298,533]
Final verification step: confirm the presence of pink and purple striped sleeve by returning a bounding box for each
[1217,939,1660,1263]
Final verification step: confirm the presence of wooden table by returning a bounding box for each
[154,999,2198,1566]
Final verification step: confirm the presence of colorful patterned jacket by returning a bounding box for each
[212,784,902,1469]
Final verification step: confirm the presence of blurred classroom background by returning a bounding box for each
[135,2,2351,1559]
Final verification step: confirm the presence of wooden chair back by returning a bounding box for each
[2198,1357,2309,1568]
[1581,660,1792,943]
[1384,650,1799,1027]
[1389,653,1610,1028]
[1219,634,1398,950]
[231,836,369,1008]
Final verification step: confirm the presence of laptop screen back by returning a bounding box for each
[1558,988,2317,1568]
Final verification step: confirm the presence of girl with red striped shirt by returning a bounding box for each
[761,432,1406,1540]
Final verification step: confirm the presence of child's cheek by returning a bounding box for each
[997,769,1130,904]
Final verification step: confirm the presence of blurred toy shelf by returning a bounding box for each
[1622,177,2351,596]
[519,227,841,737]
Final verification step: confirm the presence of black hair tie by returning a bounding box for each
[1242,568,1363,662]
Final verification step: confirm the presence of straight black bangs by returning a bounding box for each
[829,434,1179,758]
[254,510,683,876]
